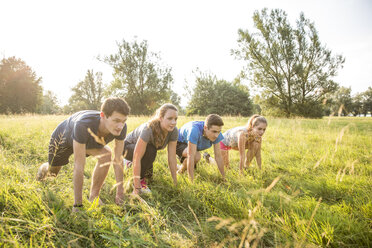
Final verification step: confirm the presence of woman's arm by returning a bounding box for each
[167,140,178,186]
[237,131,246,173]
[132,138,147,194]
[255,142,262,170]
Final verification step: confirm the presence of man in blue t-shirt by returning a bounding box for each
[176,114,225,181]
[37,98,130,211]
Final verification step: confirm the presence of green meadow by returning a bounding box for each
[0,115,371,247]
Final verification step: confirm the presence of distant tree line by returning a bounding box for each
[1,8,371,117]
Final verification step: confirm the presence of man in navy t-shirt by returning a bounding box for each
[37,97,130,211]
[176,114,225,181]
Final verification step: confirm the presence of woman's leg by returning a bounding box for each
[140,143,157,179]
[221,150,230,168]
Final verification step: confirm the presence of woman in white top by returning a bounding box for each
[220,115,267,173]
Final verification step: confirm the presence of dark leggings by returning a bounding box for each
[123,141,157,179]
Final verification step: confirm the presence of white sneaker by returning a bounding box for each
[140,179,151,194]
[37,162,49,181]
[123,159,133,169]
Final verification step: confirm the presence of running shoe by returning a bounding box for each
[140,178,151,194]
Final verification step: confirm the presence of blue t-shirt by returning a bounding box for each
[178,121,224,151]
[52,110,127,149]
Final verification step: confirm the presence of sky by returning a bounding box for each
[1,0,371,106]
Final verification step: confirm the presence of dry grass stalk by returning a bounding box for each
[337,104,344,117]
[208,202,266,247]
[313,152,329,170]
[87,128,106,146]
[335,125,349,152]
[265,176,281,193]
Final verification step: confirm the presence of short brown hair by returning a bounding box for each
[205,114,224,128]
[101,97,130,117]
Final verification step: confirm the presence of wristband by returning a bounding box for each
[73,204,83,208]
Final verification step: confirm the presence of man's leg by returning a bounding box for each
[37,128,71,181]
[37,163,63,180]
[87,146,112,202]
[179,149,201,173]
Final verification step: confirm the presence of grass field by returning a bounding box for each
[0,115,371,247]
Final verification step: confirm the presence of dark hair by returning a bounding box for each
[101,97,130,117]
[148,103,178,148]
[205,114,224,128]
[246,114,267,131]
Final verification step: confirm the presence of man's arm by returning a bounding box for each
[132,138,147,194]
[167,140,178,186]
[187,142,197,182]
[73,140,86,208]
[113,139,125,204]
[213,143,225,179]
[237,132,246,173]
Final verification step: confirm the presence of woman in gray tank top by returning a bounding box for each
[220,115,267,173]
[123,103,179,194]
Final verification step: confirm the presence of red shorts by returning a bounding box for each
[220,142,231,151]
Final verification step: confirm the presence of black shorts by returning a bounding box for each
[48,130,73,167]
[176,141,188,163]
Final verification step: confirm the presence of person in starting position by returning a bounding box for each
[123,103,178,194]
[220,114,267,173]
[37,97,130,210]
[176,114,225,181]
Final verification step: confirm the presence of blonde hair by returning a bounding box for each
[148,103,178,148]
[246,114,267,132]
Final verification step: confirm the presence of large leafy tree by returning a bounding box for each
[361,87,372,116]
[351,93,364,117]
[233,9,344,117]
[327,86,353,116]
[0,57,42,113]
[67,69,104,112]
[186,71,253,116]
[38,90,60,114]
[104,39,176,115]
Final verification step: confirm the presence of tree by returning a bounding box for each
[0,57,42,113]
[186,71,253,116]
[67,69,105,112]
[104,39,175,115]
[326,86,353,116]
[170,91,184,114]
[37,90,61,114]
[233,9,344,117]
[351,93,364,117]
[361,87,372,116]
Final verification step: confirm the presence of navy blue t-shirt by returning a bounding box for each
[52,110,127,149]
